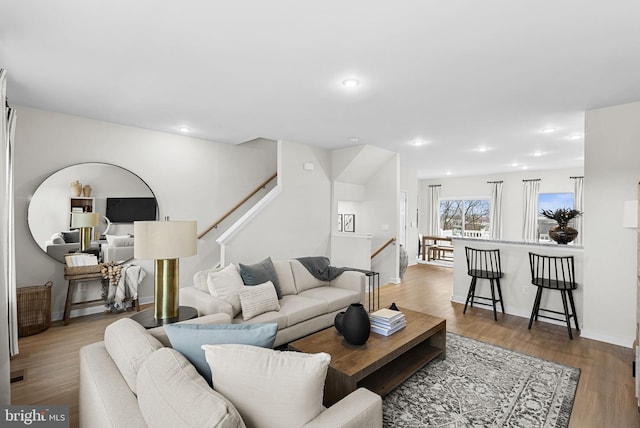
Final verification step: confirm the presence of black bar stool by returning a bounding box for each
[528,252,579,339]
[463,247,504,321]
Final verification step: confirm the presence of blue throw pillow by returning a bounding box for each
[164,323,278,385]
[239,257,283,299]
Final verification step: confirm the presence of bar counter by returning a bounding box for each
[451,237,584,326]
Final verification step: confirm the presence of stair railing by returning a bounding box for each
[197,172,277,239]
[371,237,396,259]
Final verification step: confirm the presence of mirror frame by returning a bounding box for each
[28,162,158,263]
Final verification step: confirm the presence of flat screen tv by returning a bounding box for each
[106,197,158,223]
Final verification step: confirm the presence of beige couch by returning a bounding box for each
[79,315,382,428]
[180,259,367,347]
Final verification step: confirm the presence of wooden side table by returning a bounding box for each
[63,271,107,325]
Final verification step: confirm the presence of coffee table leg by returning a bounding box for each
[324,368,357,407]
[431,328,447,359]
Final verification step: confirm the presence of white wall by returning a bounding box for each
[419,167,584,242]
[14,107,278,320]
[582,101,640,347]
[400,163,419,264]
[223,140,332,263]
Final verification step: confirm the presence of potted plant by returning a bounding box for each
[540,208,582,244]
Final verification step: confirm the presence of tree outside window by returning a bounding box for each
[538,193,574,242]
[440,199,490,237]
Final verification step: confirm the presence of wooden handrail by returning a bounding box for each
[371,237,396,259]
[198,173,277,239]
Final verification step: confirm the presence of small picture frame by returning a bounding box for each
[337,214,343,232]
[343,214,355,233]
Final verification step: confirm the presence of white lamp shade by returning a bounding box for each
[134,221,197,259]
[71,212,99,228]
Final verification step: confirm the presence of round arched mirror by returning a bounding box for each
[28,163,158,263]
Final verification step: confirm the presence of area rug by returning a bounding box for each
[383,333,580,427]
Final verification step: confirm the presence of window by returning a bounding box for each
[538,193,574,242]
[440,199,490,238]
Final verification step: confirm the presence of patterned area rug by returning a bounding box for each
[383,333,580,427]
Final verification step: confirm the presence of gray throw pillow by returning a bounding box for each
[62,230,80,243]
[239,257,282,299]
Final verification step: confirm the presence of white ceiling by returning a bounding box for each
[2,1,640,179]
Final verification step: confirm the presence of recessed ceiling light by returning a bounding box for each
[349,137,359,143]
[178,127,190,133]
[512,162,519,167]
[445,170,452,176]
[477,146,488,152]
[533,151,543,157]
[541,128,556,134]
[342,78,360,88]
[413,139,426,146]
[569,134,582,140]
[521,165,529,170]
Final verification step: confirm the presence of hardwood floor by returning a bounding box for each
[10,263,640,427]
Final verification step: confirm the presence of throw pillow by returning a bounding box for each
[61,230,80,243]
[49,232,65,245]
[238,257,282,299]
[137,348,243,428]
[238,281,280,321]
[103,318,163,394]
[206,263,245,318]
[202,344,330,428]
[193,265,221,292]
[105,234,131,245]
[164,322,278,385]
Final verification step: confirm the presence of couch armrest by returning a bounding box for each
[79,342,147,428]
[148,313,232,346]
[179,286,234,317]
[331,271,366,305]
[302,388,382,428]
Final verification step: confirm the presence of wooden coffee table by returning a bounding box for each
[289,308,446,406]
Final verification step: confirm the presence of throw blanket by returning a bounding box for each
[295,256,369,281]
[105,264,146,312]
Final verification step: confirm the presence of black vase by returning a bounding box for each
[341,303,370,345]
[334,311,345,334]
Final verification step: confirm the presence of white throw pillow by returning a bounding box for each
[105,234,131,245]
[238,281,280,321]
[193,265,221,292]
[110,237,134,247]
[202,344,330,428]
[137,348,244,428]
[103,318,163,394]
[207,263,245,317]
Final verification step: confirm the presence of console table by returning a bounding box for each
[63,270,106,325]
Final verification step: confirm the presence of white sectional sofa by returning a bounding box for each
[180,259,367,347]
[79,315,382,428]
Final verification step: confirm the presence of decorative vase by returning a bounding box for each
[70,181,82,197]
[334,311,345,334]
[399,244,408,279]
[341,303,370,345]
[549,223,578,245]
[82,184,92,197]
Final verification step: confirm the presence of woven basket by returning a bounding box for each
[17,281,53,337]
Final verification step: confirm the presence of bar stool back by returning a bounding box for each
[463,247,504,321]
[528,252,579,339]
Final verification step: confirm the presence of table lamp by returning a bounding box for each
[134,220,197,320]
[71,212,99,252]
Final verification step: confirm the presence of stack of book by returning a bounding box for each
[370,308,406,336]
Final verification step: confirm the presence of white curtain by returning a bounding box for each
[428,185,441,236]
[1,69,17,405]
[522,179,540,242]
[489,181,503,240]
[573,176,584,246]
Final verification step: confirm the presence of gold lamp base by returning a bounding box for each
[79,227,92,252]
[154,258,179,319]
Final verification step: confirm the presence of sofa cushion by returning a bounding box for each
[137,348,244,428]
[193,265,221,292]
[238,282,280,321]
[277,295,328,326]
[232,310,288,330]
[298,286,362,313]
[103,318,163,394]
[239,257,282,299]
[164,322,278,385]
[203,344,330,428]
[207,264,245,318]
[290,259,330,293]
[272,259,297,296]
